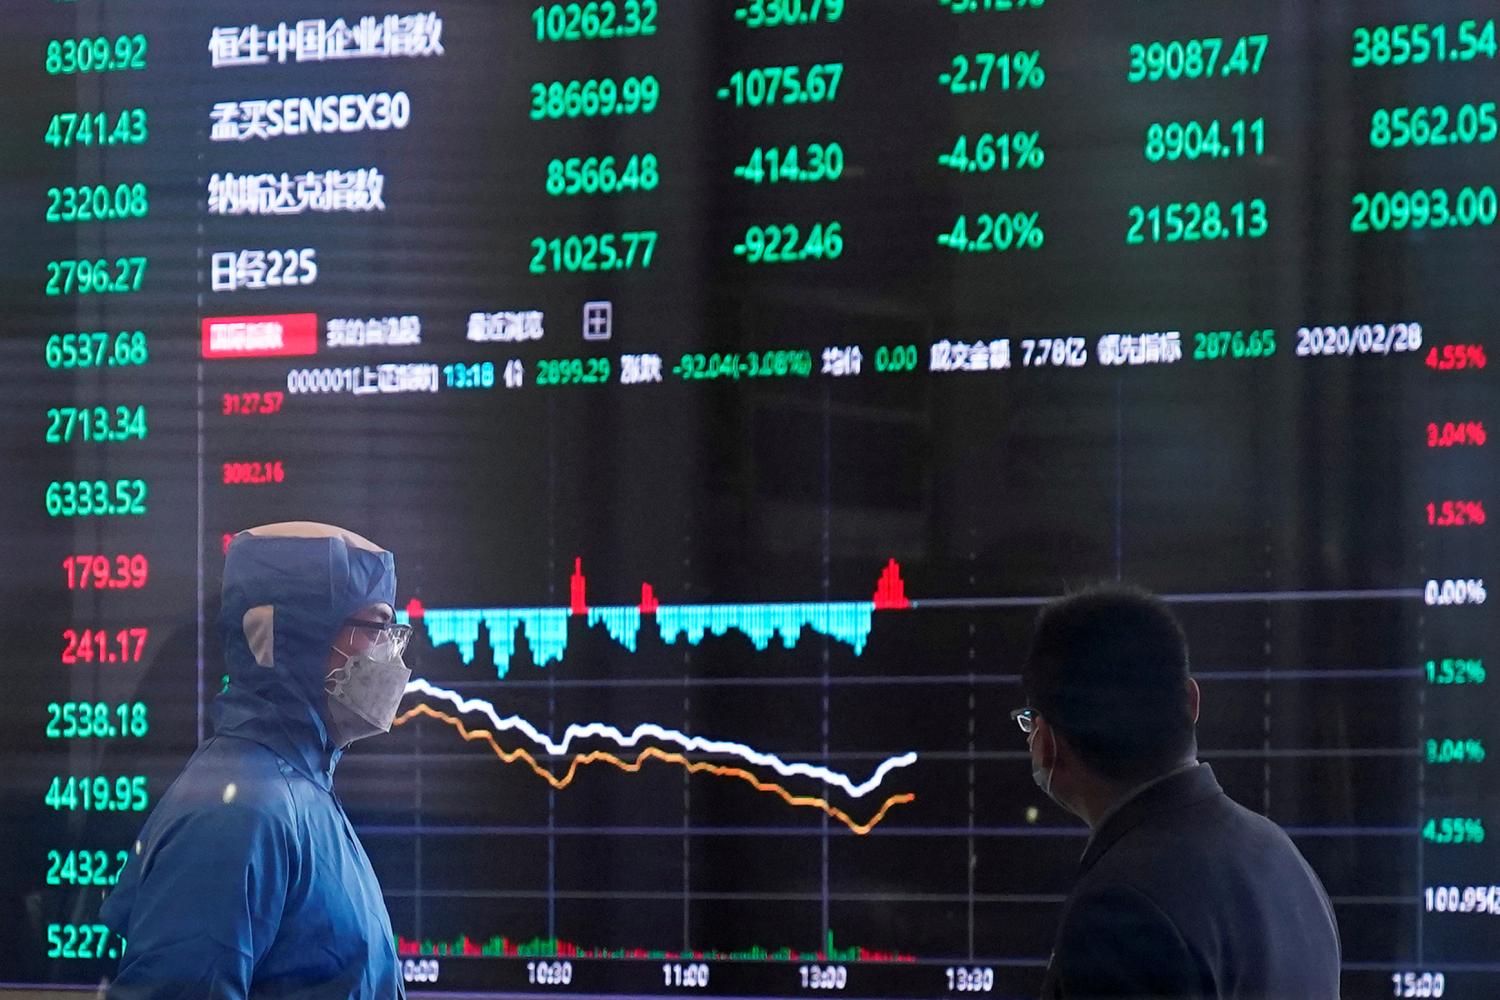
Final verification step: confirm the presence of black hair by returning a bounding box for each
[1021,584,1195,783]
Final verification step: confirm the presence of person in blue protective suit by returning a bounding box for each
[100,522,414,999]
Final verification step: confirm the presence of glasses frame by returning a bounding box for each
[1009,706,1037,735]
[341,618,413,657]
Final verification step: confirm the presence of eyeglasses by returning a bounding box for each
[1009,707,1037,735]
[342,618,413,657]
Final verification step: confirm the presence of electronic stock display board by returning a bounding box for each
[0,1,1496,997]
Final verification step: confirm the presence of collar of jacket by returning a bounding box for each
[1078,763,1223,872]
[209,675,343,791]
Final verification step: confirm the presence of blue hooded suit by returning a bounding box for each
[100,526,405,999]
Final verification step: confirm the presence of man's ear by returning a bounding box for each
[242,606,276,668]
[1034,716,1059,770]
[1186,677,1201,724]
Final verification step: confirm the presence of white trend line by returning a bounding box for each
[404,677,919,799]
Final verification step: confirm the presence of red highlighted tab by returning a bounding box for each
[201,313,318,359]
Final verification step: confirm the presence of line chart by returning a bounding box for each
[401,678,919,799]
[393,703,916,835]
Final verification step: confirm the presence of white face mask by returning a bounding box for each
[325,646,411,745]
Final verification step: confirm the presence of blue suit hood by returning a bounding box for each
[212,530,396,787]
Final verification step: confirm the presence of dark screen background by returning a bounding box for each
[0,1,1496,997]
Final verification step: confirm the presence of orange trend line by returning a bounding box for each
[394,702,915,836]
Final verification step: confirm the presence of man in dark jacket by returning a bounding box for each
[101,522,413,999]
[1017,586,1341,1000]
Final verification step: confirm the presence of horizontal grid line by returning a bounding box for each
[383,890,1068,903]
[358,824,1417,839]
[360,747,1421,762]
[910,587,1424,610]
[423,667,1421,689]
[381,889,1420,906]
